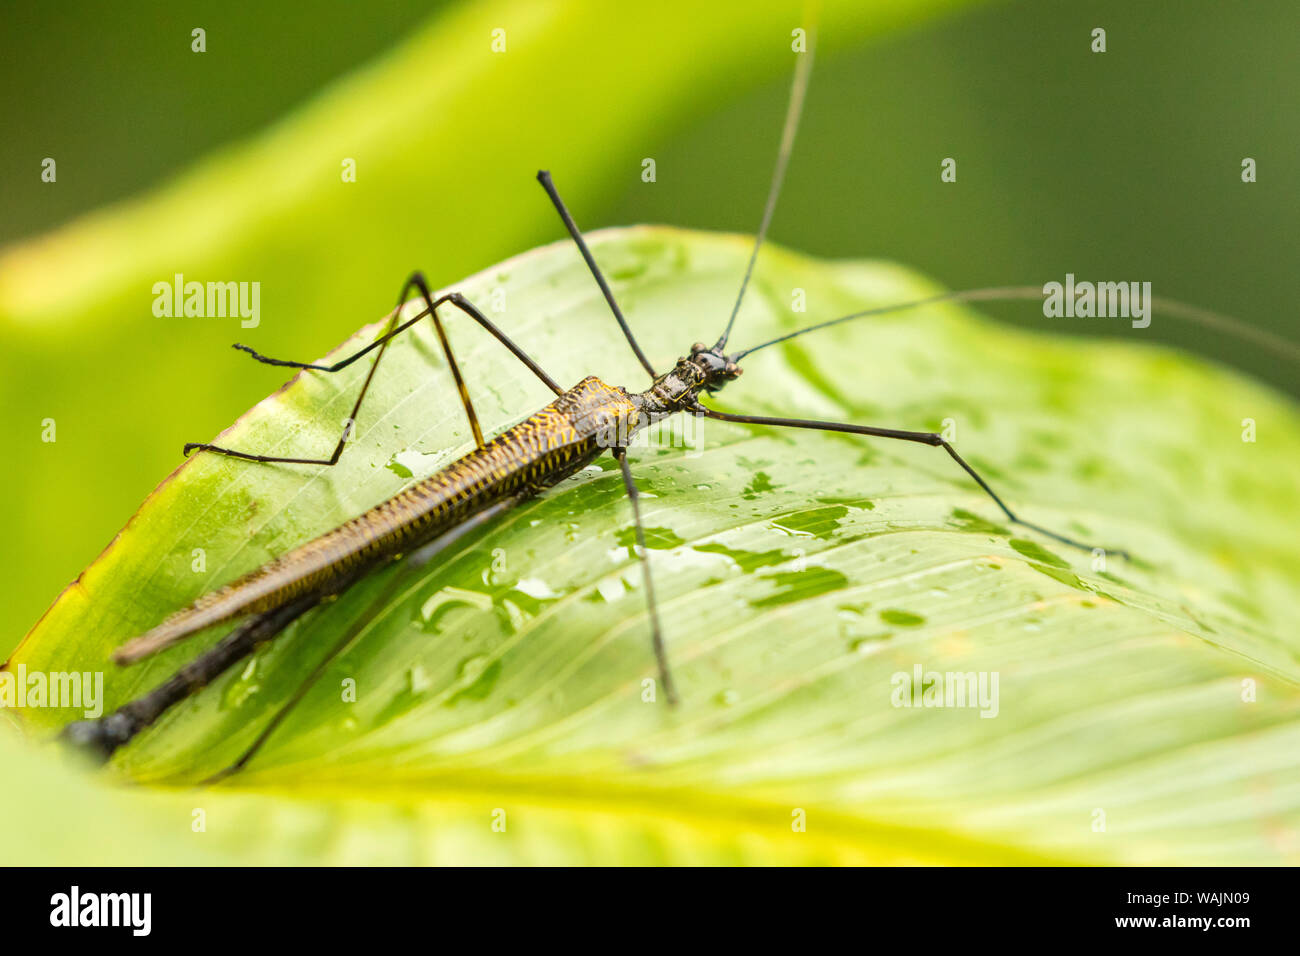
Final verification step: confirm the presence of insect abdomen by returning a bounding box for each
[113,376,636,663]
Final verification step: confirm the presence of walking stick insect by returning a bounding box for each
[62,34,1274,775]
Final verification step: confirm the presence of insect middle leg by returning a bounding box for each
[612,447,677,706]
[185,272,563,464]
[696,405,1128,559]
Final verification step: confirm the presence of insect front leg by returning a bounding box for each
[696,405,1129,561]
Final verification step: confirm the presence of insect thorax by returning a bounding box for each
[632,356,716,422]
[554,375,646,450]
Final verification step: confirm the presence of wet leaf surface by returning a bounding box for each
[7,227,1300,864]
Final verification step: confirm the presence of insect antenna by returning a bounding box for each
[732,285,1300,365]
[714,23,816,351]
[537,170,658,379]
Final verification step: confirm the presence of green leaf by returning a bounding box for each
[0,0,982,655]
[7,227,1300,864]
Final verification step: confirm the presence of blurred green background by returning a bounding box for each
[2,0,1296,659]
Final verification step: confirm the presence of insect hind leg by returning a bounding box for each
[185,272,563,465]
[203,494,524,783]
[61,593,323,763]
